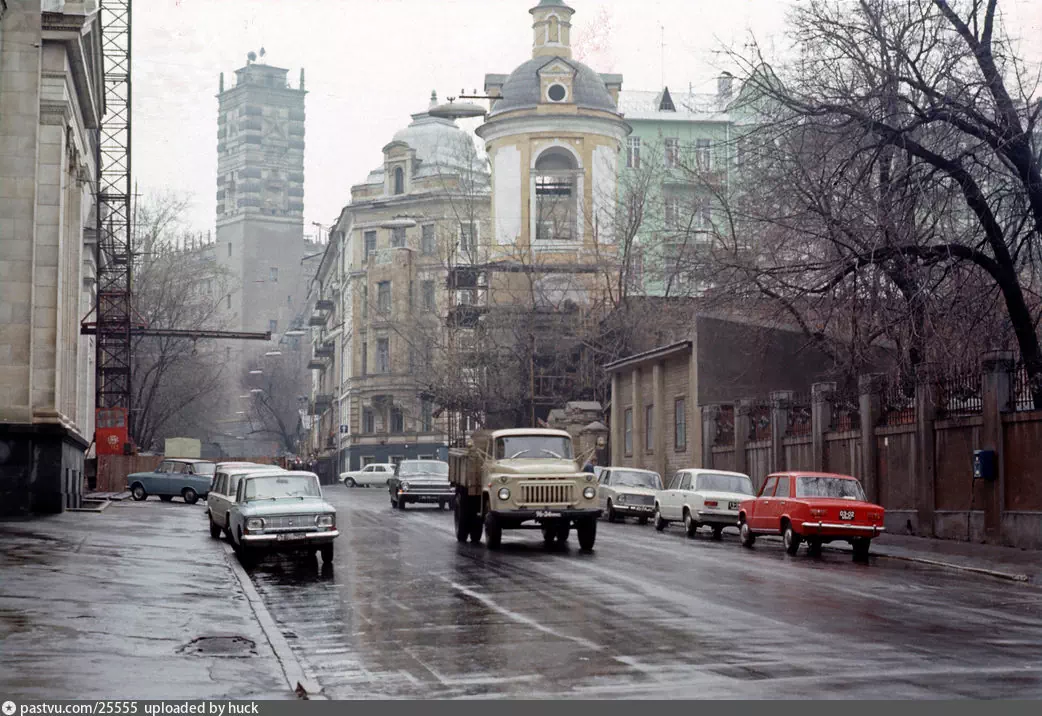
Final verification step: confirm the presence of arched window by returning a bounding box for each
[534,148,578,242]
[549,16,560,43]
[394,167,405,195]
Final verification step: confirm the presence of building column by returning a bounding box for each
[734,399,751,477]
[981,350,1014,543]
[632,367,644,459]
[859,374,884,505]
[652,361,666,480]
[701,404,719,470]
[811,382,837,473]
[914,364,938,536]
[610,370,621,466]
[688,342,701,468]
[769,390,792,474]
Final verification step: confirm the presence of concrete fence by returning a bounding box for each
[700,351,1042,550]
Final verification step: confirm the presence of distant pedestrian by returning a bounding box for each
[582,455,597,474]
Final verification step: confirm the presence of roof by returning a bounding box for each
[768,471,860,479]
[602,466,660,474]
[618,89,730,122]
[165,458,212,464]
[604,340,693,372]
[487,56,619,118]
[534,0,573,8]
[490,428,573,438]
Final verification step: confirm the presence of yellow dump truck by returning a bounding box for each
[448,428,601,550]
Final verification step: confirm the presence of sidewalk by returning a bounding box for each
[0,500,302,700]
[824,532,1042,584]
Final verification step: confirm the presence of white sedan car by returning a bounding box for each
[339,463,396,487]
[597,467,663,524]
[654,469,755,539]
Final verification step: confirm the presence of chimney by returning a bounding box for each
[718,72,734,101]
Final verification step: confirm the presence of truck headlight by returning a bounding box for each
[583,486,596,500]
[246,517,264,531]
[316,514,335,528]
[497,487,510,501]
[400,481,410,492]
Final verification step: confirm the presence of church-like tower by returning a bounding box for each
[477,0,630,256]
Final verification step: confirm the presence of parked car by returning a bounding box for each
[654,469,755,539]
[597,467,662,524]
[340,463,396,487]
[206,463,285,539]
[389,459,453,510]
[738,472,885,560]
[127,459,216,504]
[229,471,338,566]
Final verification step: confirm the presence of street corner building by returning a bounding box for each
[0,1,104,514]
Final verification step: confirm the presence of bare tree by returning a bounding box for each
[242,344,310,455]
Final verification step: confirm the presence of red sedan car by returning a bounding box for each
[737,472,885,560]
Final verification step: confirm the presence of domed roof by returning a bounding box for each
[488,56,618,118]
[365,99,485,185]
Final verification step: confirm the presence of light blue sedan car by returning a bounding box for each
[229,471,338,566]
[127,459,215,504]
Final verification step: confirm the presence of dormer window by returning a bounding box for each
[393,167,405,195]
[547,84,568,102]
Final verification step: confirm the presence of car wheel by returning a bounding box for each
[320,544,334,564]
[638,516,649,526]
[236,530,255,568]
[711,525,724,540]
[684,510,698,538]
[740,520,756,548]
[852,538,871,562]
[783,523,802,555]
[182,488,198,505]
[209,517,222,539]
[159,495,173,502]
[654,505,667,532]
[577,518,597,551]
[606,500,617,522]
[484,512,502,549]
[807,539,823,557]
[131,484,147,501]
[345,477,357,488]
[439,501,448,510]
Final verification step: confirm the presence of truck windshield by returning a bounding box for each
[795,476,866,500]
[245,475,321,500]
[613,470,662,489]
[495,436,573,460]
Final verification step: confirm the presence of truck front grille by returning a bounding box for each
[520,483,575,506]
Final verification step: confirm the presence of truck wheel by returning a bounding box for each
[783,523,802,555]
[556,525,570,543]
[684,510,699,538]
[484,513,502,549]
[131,484,147,501]
[542,526,556,547]
[606,501,617,522]
[740,520,756,548]
[468,518,484,543]
[852,538,871,562]
[454,498,471,543]
[577,518,596,551]
[654,505,667,532]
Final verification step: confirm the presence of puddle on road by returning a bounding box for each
[178,635,257,657]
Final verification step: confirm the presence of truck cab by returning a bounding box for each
[449,428,602,551]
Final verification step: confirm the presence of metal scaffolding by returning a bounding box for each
[94,0,133,412]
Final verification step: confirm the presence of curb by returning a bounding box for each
[761,536,1032,583]
[221,542,327,700]
[67,499,112,512]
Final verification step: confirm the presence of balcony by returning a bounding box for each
[315,299,335,312]
[307,358,327,370]
[308,313,326,327]
[314,342,335,359]
[314,394,334,413]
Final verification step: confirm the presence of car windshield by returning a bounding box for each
[496,435,573,459]
[612,470,662,489]
[244,475,321,500]
[697,473,754,495]
[795,476,867,500]
[400,461,448,476]
[193,463,215,475]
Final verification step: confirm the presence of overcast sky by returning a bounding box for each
[136,0,1042,239]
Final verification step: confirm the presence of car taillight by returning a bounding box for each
[704,500,718,507]
[810,508,826,517]
[868,512,882,520]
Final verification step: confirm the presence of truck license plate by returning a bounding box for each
[278,533,306,542]
[536,511,561,518]
[840,510,855,520]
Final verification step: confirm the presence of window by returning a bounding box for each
[534,149,578,241]
[394,167,405,195]
[362,455,376,466]
[695,196,711,228]
[775,476,790,498]
[422,280,435,311]
[361,341,368,375]
[226,295,231,310]
[287,295,292,307]
[421,224,435,255]
[459,222,477,253]
[362,408,374,434]
[362,285,368,319]
[675,398,687,451]
[665,196,681,228]
[377,281,391,314]
[668,472,683,490]
[665,138,681,168]
[269,267,278,282]
[627,136,641,169]
[376,338,390,373]
[228,243,232,257]
[547,83,567,102]
[408,280,414,311]
[695,139,712,170]
[391,227,407,248]
[390,407,404,433]
[364,230,377,261]
[421,399,433,432]
[680,474,692,490]
[268,319,278,334]
[645,404,654,452]
[623,408,633,455]
[760,476,778,497]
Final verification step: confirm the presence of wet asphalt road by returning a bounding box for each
[246,486,1042,699]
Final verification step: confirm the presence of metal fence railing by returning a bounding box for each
[786,395,812,438]
[936,365,983,419]
[878,376,916,426]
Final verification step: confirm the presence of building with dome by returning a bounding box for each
[306,94,490,471]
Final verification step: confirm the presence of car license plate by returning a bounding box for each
[728,501,739,510]
[536,511,561,518]
[277,533,306,542]
[840,510,855,520]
